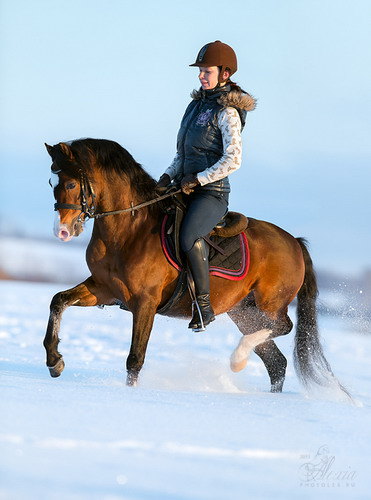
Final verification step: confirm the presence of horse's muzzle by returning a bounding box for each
[54,212,84,241]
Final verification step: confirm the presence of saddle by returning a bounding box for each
[162,194,250,281]
[210,211,249,238]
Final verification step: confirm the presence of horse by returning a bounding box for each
[44,138,349,397]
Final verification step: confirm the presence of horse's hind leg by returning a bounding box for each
[44,277,109,377]
[254,340,287,392]
[228,296,273,371]
[228,295,289,392]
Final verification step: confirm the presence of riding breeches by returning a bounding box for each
[179,190,229,253]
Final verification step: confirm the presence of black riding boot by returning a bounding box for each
[186,238,215,331]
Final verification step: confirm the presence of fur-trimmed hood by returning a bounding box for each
[190,87,257,112]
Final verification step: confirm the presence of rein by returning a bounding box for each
[92,188,182,219]
[53,169,181,220]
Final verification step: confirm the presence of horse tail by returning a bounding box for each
[294,238,352,399]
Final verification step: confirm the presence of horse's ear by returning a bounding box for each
[45,143,54,157]
[58,142,75,161]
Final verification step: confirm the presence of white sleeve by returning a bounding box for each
[196,107,242,186]
[165,153,182,180]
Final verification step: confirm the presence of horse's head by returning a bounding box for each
[46,142,92,242]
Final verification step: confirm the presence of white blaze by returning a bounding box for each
[53,212,61,238]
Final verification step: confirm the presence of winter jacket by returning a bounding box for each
[167,84,256,192]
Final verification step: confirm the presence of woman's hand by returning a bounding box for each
[181,174,199,195]
[155,173,171,195]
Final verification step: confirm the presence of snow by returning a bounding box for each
[0,236,88,283]
[1,279,370,499]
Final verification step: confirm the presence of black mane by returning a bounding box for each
[69,138,157,203]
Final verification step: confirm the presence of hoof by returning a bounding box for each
[126,371,139,387]
[230,338,250,372]
[230,330,272,374]
[270,378,284,393]
[48,358,65,378]
[230,358,248,373]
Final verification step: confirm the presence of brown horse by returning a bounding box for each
[44,138,349,396]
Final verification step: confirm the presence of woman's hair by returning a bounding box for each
[221,66,246,93]
[227,79,246,94]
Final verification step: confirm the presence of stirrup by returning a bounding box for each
[189,298,215,332]
[189,300,206,332]
[192,324,206,332]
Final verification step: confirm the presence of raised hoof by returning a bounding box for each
[126,371,139,387]
[230,358,248,373]
[270,378,284,393]
[48,358,65,378]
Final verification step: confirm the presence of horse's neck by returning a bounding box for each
[92,178,158,246]
[93,211,155,247]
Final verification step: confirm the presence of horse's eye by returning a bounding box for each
[66,182,76,190]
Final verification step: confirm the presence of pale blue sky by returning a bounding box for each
[0,0,370,274]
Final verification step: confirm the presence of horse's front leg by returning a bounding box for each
[44,277,107,377]
[126,300,157,386]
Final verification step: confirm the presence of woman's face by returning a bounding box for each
[198,66,220,90]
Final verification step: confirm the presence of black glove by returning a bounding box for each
[155,173,171,195]
[181,174,199,195]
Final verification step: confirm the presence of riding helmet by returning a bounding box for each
[189,40,238,81]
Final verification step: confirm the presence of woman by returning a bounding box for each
[157,40,256,331]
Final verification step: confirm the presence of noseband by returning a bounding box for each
[53,168,181,220]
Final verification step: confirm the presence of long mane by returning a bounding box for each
[70,138,158,204]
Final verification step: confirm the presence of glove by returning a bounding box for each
[155,173,171,195]
[181,174,199,195]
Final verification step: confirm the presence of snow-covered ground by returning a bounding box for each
[1,280,370,499]
[0,236,89,283]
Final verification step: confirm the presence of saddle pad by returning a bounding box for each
[161,214,250,281]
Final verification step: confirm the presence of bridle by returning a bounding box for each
[52,168,181,221]
[53,169,97,222]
